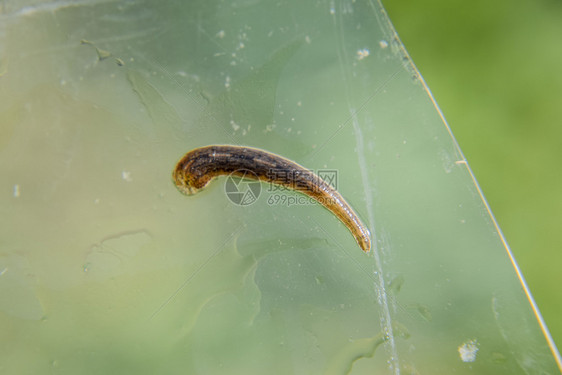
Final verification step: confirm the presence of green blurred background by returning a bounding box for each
[383,0,562,350]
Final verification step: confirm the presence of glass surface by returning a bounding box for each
[0,0,560,374]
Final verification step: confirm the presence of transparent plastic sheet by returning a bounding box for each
[0,0,560,374]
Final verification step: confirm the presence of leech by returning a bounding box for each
[172,145,371,252]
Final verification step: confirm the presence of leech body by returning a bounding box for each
[172,145,371,252]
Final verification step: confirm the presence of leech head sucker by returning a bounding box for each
[172,166,198,195]
[359,228,372,253]
[173,151,215,195]
[172,153,201,195]
[360,235,371,253]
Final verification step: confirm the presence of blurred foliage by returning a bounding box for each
[383,0,562,349]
